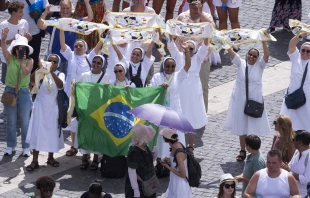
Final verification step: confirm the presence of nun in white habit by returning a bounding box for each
[150,57,187,158]
[110,62,135,87]
[26,54,65,171]
[224,42,270,161]
[280,35,310,131]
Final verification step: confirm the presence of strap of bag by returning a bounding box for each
[245,62,249,102]
[25,0,31,6]
[15,64,23,96]
[85,57,92,70]
[97,72,105,83]
[48,27,56,51]
[300,63,308,88]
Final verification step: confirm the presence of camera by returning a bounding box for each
[18,46,25,59]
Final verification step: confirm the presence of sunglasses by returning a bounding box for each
[114,70,123,74]
[92,61,102,65]
[189,48,195,51]
[224,183,235,189]
[273,121,277,125]
[165,65,176,69]
[47,60,58,64]
[74,44,84,48]
[248,53,258,58]
[301,49,310,54]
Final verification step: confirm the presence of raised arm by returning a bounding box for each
[227,47,236,60]
[180,42,191,72]
[93,39,103,55]
[145,41,154,59]
[82,0,94,22]
[288,33,307,54]
[1,28,12,63]
[262,41,269,63]
[112,44,124,61]
[37,4,52,30]
[59,29,66,52]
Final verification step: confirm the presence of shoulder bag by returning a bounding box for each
[285,63,308,109]
[137,173,159,197]
[244,63,264,118]
[1,64,22,106]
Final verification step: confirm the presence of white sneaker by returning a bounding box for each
[23,148,31,157]
[4,147,15,156]
[306,34,310,41]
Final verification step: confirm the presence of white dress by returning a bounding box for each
[280,49,310,131]
[61,45,96,97]
[26,71,65,152]
[150,71,187,158]
[168,41,208,129]
[224,54,270,136]
[164,156,192,198]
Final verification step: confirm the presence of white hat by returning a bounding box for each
[159,128,178,140]
[8,34,33,55]
[219,173,238,186]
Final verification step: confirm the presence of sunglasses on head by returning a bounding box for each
[248,53,258,58]
[301,49,310,54]
[114,70,123,74]
[92,60,102,65]
[74,44,84,48]
[47,60,58,64]
[165,65,176,69]
[224,183,235,189]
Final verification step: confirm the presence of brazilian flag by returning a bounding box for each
[75,83,166,157]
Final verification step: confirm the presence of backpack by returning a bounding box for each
[56,73,69,136]
[100,154,127,178]
[173,144,202,187]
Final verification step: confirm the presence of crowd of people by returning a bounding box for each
[0,0,310,197]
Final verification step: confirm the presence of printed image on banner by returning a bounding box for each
[75,84,165,157]
[289,19,310,36]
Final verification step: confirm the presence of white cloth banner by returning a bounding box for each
[289,19,310,36]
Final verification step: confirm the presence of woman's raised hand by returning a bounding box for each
[44,4,53,15]
[180,42,189,51]
[1,28,9,41]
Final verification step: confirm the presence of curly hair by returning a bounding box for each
[8,1,24,14]
[36,176,56,190]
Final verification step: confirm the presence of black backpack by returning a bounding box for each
[56,73,69,136]
[173,144,202,187]
[100,154,127,178]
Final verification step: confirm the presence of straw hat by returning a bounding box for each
[8,34,33,55]
[219,173,238,186]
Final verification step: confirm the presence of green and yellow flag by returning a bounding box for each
[75,83,166,157]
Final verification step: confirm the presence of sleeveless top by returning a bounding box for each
[256,168,290,198]
[6,56,30,89]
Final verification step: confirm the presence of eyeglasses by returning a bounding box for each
[248,53,258,58]
[165,65,176,69]
[92,61,102,65]
[189,48,195,51]
[273,121,277,125]
[74,44,84,48]
[224,183,235,189]
[301,49,310,54]
[47,60,58,64]
[114,70,123,74]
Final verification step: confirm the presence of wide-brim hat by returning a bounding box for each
[8,34,33,55]
[218,173,238,186]
[159,128,178,141]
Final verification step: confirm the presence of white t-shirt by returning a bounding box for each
[9,0,49,35]
[0,19,29,63]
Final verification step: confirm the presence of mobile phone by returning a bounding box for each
[18,47,25,59]
[49,5,60,12]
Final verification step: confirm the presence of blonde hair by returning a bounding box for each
[60,0,72,8]
[276,115,294,143]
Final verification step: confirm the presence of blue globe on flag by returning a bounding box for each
[104,102,135,138]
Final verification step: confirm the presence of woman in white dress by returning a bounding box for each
[74,54,110,170]
[168,36,209,153]
[280,33,310,131]
[59,29,104,157]
[110,62,135,87]
[159,128,192,198]
[26,54,65,171]
[224,42,270,161]
[150,57,186,159]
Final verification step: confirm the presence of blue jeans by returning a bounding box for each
[4,87,32,149]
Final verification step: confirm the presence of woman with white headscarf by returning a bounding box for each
[59,29,104,157]
[26,54,65,171]
[280,33,310,131]
[111,62,135,87]
[224,42,270,162]
[125,124,157,198]
[168,36,209,154]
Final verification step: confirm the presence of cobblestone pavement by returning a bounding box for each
[0,0,310,197]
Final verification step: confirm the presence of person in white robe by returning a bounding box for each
[110,62,135,87]
[59,29,105,157]
[168,36,209,154]
[26,54,65,171]
[224,42,270,162]
[72,55,110,170]
[280,33,310,131]
[150,57,186,159]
